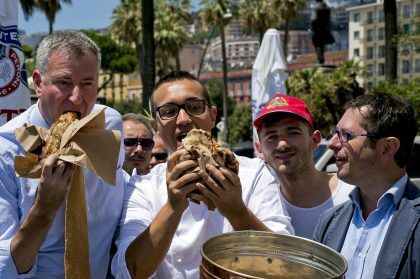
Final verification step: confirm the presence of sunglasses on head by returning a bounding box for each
[152,152,168,160]
[123,137,154,151]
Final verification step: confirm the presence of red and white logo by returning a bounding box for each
[0,46,21,97]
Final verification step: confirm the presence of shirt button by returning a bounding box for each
[358,252,364,258]
[177,258,183,264]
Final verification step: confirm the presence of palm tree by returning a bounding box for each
[141,0,155,108]
[238,0,279,43]
[276,0,306,58]
[383,0,398,81]
[154,0,189,75]
[19,0,72,34]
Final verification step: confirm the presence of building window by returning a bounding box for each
[367,47,374,59]
[378,45,385,58]
[354,31,360,40]
[353,12,361,22]
[415,59,420,72]
[402,60,410,74]
[367,64,373,77]
[367,29,374,42]
[378,9,384,22]
[378,28,385,40]
[402,23,410,34]
[378,63,385,76]
[354,48,360,57]
[402,5,411,18]
[367,11,374,24]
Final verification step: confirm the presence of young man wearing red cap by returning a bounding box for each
[255,94,354,238]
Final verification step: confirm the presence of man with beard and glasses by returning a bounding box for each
[314,93,419,278]
[111,71,293,278]
[122,113,154,181]
[255,94,354,238]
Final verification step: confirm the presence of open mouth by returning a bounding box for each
[176,134,187,143]
[64,111,81,119]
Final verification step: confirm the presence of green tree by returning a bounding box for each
[83,30,137,93]
[19,0,72,34]
[228,104,252,146]
[107,99,144,116]
[276,0,306,57]
[287,60,366,136]
[154,0,189,75]
[238,0,278,42]
[374,79,420,135]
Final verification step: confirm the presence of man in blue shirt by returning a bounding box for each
[0,31,125,278]
[314,93,419,278]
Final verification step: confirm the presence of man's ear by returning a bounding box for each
[150,117,157,133]
[381,137,400,161]
[255,139,262,154]
[33,70,42,98]
[311,130,322,149]
[209,105,217,127]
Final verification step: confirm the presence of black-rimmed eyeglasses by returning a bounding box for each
[332,127,376,143]
[123,137,154,151]
[156,99,209,120]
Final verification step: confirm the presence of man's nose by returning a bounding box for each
[328,133,342,150]
[68,86,83,105]
[176,108,192,125]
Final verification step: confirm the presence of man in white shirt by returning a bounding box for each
[0,31,125,278]
[112,71,293,278]
[254,94,353,238]
[122,113,154,181]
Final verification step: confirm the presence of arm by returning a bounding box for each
[197,164,269,231]
[124,150,199,279]
[11,154,75,273]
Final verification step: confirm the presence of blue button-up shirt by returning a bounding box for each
[0,103,125,278]
[340,174,408,279]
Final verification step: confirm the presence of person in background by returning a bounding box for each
[112,70,293,278]
[149,135,168,169]
[255,94,354,238]
[310,0,335,64]
[122,113,154,181]
[314,93,419,278]
[0,30,125,278]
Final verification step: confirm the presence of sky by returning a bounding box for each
[18,0,201,36]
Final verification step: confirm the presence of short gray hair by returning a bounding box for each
[122,113,154,138]
[36,30,101,74]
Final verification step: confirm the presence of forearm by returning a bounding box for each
[227,206,270,232]
[125,202,183,279]
[11,202,57,273]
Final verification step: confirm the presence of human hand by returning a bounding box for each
[196,164,246,218]
[166,150,200,212]
[35,154,76,212]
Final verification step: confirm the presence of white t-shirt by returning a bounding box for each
[280,179,354,239]
[112,156,294,279]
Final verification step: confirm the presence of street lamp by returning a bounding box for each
[217,0,232,147]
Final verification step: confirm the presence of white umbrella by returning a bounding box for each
[251,28,288,157]
[0,0,31,126]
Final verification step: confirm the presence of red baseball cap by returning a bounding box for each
[254,94,314,130]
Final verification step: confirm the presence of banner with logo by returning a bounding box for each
[0,0,31,126]
[251,28,288,157]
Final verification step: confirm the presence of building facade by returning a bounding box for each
[347,0,420,86]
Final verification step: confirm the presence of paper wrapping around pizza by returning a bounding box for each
[13,108,121,186]
[177,129,239,210]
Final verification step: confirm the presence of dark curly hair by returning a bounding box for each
[345,93,417,168]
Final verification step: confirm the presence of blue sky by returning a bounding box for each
[18,0,201,35]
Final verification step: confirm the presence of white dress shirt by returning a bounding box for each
[0,103,125,279]
[112,156,293,278]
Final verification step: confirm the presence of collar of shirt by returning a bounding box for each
[348,174,408,212]
[33,101,51,128]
